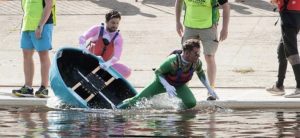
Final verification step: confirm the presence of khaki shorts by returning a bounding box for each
[182,26,219,55]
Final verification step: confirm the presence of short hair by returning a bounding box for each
[182,39,201,52]
[105,10,121,22]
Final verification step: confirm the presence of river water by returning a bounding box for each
[1,105,300,137]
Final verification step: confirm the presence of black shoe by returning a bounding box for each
[207,95,216,101]
[12,86,34,97]
[35,86,49,98]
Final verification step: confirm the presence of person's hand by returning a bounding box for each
[207,95,216,101]
[79,44,89,54]
[35,25,43,39]
[219,28,228,42]
[176,22,184,37]
[79,36,86,45]
[96,56,104,61]
[100,60,112,70]
[158,76,177,98]
[207,89,218,100]
[165,85,177,98]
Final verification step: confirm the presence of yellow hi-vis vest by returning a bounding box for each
[183,0,219,29]
[21,0,56,31]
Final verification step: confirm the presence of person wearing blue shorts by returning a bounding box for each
[12,0,56,98]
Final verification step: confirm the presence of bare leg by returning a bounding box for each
[23,50,35,87]
[38,51,50,87]
[205,55,216,88]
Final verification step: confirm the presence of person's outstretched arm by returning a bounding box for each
[79,25,99,45]
[111,33,123,64]
[155,56,178,98]
[196,61,219,99]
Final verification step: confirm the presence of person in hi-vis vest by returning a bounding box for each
[175,0,230,99]
[12,0,56,98]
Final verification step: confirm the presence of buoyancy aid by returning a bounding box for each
[165,54,194,86]
[278,0,300,12]
[183,0,220,29]
[87,23,119,61]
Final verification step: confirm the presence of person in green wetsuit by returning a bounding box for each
[117,39,218,109]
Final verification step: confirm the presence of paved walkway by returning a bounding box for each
[0,0,299,109]
[1,87,299,109]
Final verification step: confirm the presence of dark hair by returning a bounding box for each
[182,39,201,52]
[105,10,121,22]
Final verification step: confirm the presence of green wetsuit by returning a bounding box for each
[118,54,207,109]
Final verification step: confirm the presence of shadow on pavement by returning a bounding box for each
[230,3,253,15]
[141,0,175,7]
[232,0,275,14]
[141,0,175,15]
[91,0,156,18]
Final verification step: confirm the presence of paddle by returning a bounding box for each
[77,69,117,109]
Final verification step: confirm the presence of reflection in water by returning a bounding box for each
[4,107,51,137]
[2,107,300,137]
[275,112,300,137]
[207,113,216,137]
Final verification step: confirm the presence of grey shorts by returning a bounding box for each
[182,26,219,55]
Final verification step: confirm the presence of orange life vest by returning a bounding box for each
[165,54,194,86]
[87,23,119,61]
[278,0,300,12]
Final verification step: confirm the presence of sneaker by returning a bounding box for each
[266,85,285,95]
[35,86,49,98]
[12,86,34,97]
[285,88,300,98]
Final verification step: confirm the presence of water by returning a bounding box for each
[1,106,300,137]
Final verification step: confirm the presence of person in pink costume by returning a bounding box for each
[79,10,131,78]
